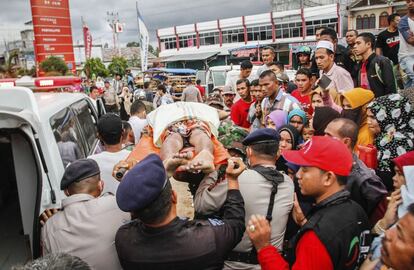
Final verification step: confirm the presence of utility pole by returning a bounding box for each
[106,11,120,56]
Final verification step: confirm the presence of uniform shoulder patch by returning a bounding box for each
[208,218,225,226]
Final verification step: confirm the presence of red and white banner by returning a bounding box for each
[83,23,92,60]
[115,22,124,33]
[30,0,76,76]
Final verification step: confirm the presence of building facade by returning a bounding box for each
[157,4,344,70]
[348,0,406,34]
[271,0,338,12]
[5,27,35,70]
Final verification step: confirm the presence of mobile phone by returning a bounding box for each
[318,74,332,90]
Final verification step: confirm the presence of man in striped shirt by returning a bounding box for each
[259,70,301,121]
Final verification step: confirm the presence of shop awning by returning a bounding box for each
[163,52,219,62]
[144,68,197,75]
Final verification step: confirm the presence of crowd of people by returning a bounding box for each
[15,6,414,270]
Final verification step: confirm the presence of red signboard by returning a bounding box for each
[30,0,75,76]
[32,16,72,28]
[36,36,74,45]
[35,44,78,54]
[34,26,73,36]
[31,0,70,9]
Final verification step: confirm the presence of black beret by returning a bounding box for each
[60,159,100,190]
[116,154,168,212]
[242,128,281,146]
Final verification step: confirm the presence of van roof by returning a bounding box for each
[0,87,88,123]
[34,92,88,120]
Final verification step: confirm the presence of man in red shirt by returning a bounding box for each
[246,136,369,270]
[195,79,206,101]
[291,68,314,116]
[231,79,255,128]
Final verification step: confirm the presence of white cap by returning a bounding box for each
[316,40,334,53]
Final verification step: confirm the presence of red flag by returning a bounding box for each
[83,24,92,59]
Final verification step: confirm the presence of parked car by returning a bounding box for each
[0,87,103,267]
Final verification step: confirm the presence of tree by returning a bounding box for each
[83,58,109,79]
[148,44,160,57]
[126,41,139,47]
[39,56,68,75]
[108,56,128,76]
[0,51,19,78]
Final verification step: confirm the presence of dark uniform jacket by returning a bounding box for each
[115,190,245,270]
[287,190,369,270]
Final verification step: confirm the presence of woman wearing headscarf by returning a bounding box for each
[310,88,342,114]
[276,125,300,173]
[341,88,375,147]
[265,110,288,130]
[311,106,341,136]
[367,93,414,191]
[287,109,307,134]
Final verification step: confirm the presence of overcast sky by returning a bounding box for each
[0,0,271,49]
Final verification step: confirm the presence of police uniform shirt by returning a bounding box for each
[224,169,294,270]
[41,193,130,270]
[194,171,228,216]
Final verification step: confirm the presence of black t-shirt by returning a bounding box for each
[376,29,400,65]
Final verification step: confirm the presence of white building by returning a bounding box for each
[157,4,344,69]
[271,0,338,12]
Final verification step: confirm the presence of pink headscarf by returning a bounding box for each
[265,110,288,129]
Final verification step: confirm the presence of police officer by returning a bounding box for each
[193,128,294,269]
[41,159,130,270]
[115,153,246,270]
[246,136,370,270]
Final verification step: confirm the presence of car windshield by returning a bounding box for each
[212,70,226,87]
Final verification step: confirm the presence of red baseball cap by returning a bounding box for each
[282,136,353,176]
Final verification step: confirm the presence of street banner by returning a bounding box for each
[136,1,149,71]
[30,0,76,76]
[83,21,92,60]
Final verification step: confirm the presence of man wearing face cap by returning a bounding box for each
[41,159,130,270]
[115,154,246,270]
[246,136,369,270]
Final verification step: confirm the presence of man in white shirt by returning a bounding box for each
[225,60,257,101]
[256,46,276,77]
[128,100,147,144]
[88,114,130,194]
[315,41,354,94]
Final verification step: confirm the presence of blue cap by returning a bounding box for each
[286,162,300,173]
[242,128,281,146]
[116,154,168,212]
[60,159,100,190]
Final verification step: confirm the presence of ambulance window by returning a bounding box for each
[50,107,85,167]
[71,99,97,153]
